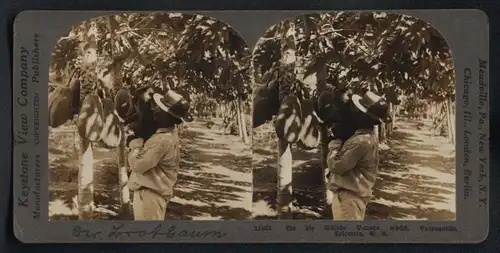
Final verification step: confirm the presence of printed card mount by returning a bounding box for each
[12,9,489,243]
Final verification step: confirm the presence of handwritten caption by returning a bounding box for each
[462,58,488,208]
[72,224,228,240]
[15,34,42,220]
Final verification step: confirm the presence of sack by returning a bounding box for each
[48,86,73,128]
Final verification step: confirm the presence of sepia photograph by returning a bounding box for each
[47,13,253,221]
[251,12,456,220]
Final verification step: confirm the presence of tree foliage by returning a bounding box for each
[252,12,455,103]
[50,13,252,104]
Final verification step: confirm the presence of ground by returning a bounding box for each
[252,117,456,220]
[48,117,253,220]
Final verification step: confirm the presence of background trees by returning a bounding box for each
[251,12,455,218]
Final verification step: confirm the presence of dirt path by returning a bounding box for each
[367,118,456,220]
[48,118,253,220]
[252,118,456,220]
[168,119,253,220]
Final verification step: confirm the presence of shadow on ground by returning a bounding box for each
[367,120,456,220]
[48,118,253,220]
[252,118,456,220]
[252,124,328,220]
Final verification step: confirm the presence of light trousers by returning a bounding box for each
[133,188,170,220]
[331,189,369,220]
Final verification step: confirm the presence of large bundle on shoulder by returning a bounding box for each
[48,68,81,128]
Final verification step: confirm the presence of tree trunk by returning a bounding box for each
[216,103,222,118]
[276,20,297,219]
[219,103,224,119]
[235,100,244,139]
[117,125,132,219]
[450,100,456,141]
[431,101,439,126]
[429,102,434,120]
[444,101,451,142]
[77,20,96,220]
[107,15,123,88]
[445,97,455,144]
[374,125,380,142]
[224,103,229,118]
[107,15,131,215]
[277,139,293,219]
[316,61,328,92]
[78,138,94,220]
[237,98,250,144]
[393,105,397,126]
[435,102,440,119]
[379,123,387,143]
[320,126,333,217]
[387,102,393,136]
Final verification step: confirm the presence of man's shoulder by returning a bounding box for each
[146,132,176,146]
[348,132,375,146]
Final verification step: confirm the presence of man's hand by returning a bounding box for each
[128,137,144,150]
[326,138,343,172]
[328,139,343,152]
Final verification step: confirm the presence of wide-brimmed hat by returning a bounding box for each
[351,91,392,124]
[152,90,194,122]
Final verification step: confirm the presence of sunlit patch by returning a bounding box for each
[252,200,277,217]
[48,198,78,217]
[378,142,390,150]
[274,96,303,143]
[294,208,322,219]
[94,206,118,217]
[99,111,122,147]
[373,198,418,210]
[297,112,321,149]
[191,215,223,220]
